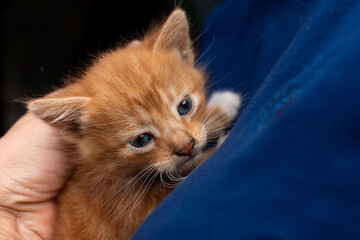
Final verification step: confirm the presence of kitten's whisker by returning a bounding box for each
[206,124,234,137]
[164,178,180,187]
[202,106,218,126]
[206,132,230,142]
[203,111,223,128]
[202,100,224,126]
[119,165,155,193]
[173,171,185,179]
[197,55,217,73]
[167,171,185,182]
[208,119,235,129]
[205,124,236,143]
[167,171,179,181]
[160,172,178,188]
[204,115,232,132]
[206,73,231,89]
[204,115,231,142]
[127,170,160,221]
[166,171,182,185]
[121,167,156,205]
[188,21,212,49]
[129,171,159,219]
[103,164,156,211]
[204,110,228,126]
[203,111,224,130]
[112,165,155,203]
[125,167,156,209]
[194,35,215,63]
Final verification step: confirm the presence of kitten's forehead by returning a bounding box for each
[92,48,203,90]
[95,49,198,95]
[86,47,205,130]
[122,86,184,121]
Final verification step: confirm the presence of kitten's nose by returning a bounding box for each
[175,138,195,157]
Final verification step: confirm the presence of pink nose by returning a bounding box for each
[175,139,195,156]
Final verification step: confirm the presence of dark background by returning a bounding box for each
[0,0,221,136]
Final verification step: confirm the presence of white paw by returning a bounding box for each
[207,91,241,120]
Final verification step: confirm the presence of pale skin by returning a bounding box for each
[0,113,72,240]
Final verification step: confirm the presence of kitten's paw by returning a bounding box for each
[208,91,241,120]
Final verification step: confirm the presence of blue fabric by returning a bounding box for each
[132,0,360,239]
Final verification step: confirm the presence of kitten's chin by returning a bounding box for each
[175,151,203,173]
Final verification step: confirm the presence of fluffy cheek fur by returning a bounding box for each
[113,105,207,174]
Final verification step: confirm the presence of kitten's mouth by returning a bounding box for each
[175,148,203,171]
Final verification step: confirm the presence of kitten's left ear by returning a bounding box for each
[27,96,91,130]
[153,9,194,63]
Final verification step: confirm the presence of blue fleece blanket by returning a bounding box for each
[132,0,360,239]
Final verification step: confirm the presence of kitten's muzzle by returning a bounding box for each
[175,138,195,157]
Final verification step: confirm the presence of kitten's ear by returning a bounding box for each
[153,9,194,63]
[27,96,90,129]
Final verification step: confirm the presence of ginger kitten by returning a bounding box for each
[27,9,241,240]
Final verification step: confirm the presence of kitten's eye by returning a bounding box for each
[129,133,152,148]
[178,96,193,116]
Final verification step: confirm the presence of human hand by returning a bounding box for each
[0,113,72,240]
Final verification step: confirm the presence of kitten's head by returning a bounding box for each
[27,9,208,175]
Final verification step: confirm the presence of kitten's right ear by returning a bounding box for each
[152,9,194,63]
[27,96,90,129]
